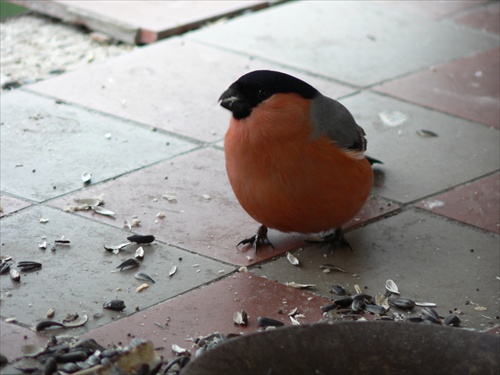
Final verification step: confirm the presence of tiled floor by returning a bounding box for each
[1,0,499,371]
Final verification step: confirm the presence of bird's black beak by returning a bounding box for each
[219,84,252,119]
[219,85,240,111]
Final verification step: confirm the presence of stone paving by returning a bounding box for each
[1,0,499,372]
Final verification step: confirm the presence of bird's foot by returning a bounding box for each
[320,228,353,253]
[237,225,275,252]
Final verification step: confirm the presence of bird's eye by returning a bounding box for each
[257,89,270,99]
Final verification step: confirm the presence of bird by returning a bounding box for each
[219,70,374,251]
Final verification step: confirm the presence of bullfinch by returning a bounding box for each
[219,70,374,251]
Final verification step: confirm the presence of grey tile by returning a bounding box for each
[29,38,355,144]
[187,1,499,86]
[0,205,233,335]
[252,209,499,330]
[0,90,197,202]
[341,91,500,203]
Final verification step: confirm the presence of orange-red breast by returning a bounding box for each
[219,70,374,250]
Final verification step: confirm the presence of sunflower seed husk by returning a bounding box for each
[285,282,316,289]
[117,258,139,271]
[46,307,55,318]
[444,314,461,327]
[35,320,65,331]
[415,301,437,307]
[389,297,416,310]
[172,344,187,355]
[286,252,299,266]
[21,344,45,357]
[385,279,400,294]
[104,242,131,253]
[10,268,20,281]
[74,198,101,206]
[127,234,155,244]
[103,299,126,311]
[92,206,115,216]
[417,129,438,137]
[169,265,177,277]
[135,272,155,284]
[81,171,92,184]
[331,285,346,296]
[233,310,248,325]
[135,247,145,259]
[257,316,284,328]
[421,307,441,324]
[289,315,300,325]
[320,264,346,273]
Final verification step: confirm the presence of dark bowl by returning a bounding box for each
[181,322,499,375]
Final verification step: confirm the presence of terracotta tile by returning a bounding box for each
[0,205,232,337]
[340,91,500,203]
[454,1,500,34]
[29,38,355,144]
[11,0,273,44]
[0,321,47,363]
[377,0,486,20]
[417,172,500,234]
[374,48,500,129]
[0,90,196,202]
[0,194,31,217]
[254,209,500,330]
[77,273,332,355]
[188,1,499,86]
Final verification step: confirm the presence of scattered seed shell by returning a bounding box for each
[127,234,155,244]
[10,268,20,281]
[135,247,145,259]
[46,307,55,318]
[417,129,438,137]
[92,206,115,216]
[385,279,399,294]
[257,316,284,328]
[81,171,92,183]
[117,258,139,271]
[415,301,437,307]
[289,315,300,325]
[285,282,316,289]
[474,306,487,311]
[172,344,187,355]
[332,285,346,296]
[104,242,131,253]
[135,272,155,284]
[286,252,299,266]
[233,310,248,325]
[320,264,346,273]
[131,218,141,227]
[21,344,45,357]
[169,265,177,277]
[103,299,126,311]
[390,297,416,310]
[124,220,132,231]
[74,198,101,206]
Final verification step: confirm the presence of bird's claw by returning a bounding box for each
[237,225,275,252]
[320,228,353,253]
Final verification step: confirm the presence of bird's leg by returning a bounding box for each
[237,225,275,252]
[320,228,353,252]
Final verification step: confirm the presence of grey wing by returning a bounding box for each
[310,94,367,152]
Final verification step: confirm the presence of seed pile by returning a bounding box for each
[8,337,161,374]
